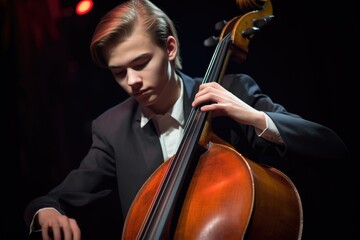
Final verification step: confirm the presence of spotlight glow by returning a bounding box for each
[76,0,93,15]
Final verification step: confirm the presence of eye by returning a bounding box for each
[109,64,126,77]
[113,69,126,78]
[133,60,149,71]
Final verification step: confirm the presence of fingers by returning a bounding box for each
[41,216,80,240]
[192,82,234,113]
[69,218,81,240]
[192,82,223,108]
[192,82,258,123]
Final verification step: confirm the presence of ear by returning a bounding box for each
[166,36,177,61]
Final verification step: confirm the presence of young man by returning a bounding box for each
[24,0,349,239]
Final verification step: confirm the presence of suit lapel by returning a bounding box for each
[179,71,200,120]
[133,109,163,174]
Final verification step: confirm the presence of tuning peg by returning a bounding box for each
[241,27,260,39]
[203,36,219,47]
[253,15,274,28]
[214,20,227,31]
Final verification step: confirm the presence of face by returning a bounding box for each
[104,23,178,113]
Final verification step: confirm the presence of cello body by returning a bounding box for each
[122,142,303,239]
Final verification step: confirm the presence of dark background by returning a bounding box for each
[1,0,358,239]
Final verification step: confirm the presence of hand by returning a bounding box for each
[36,209,81,240]
[192,82,266,130]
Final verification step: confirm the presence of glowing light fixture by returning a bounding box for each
[75,0,93,15]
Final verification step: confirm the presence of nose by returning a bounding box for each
[127,69,142,87]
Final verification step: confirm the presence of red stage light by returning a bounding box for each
[75,0,93,15]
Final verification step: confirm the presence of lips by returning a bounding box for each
[132,88,148,97]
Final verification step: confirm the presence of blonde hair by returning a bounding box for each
[90,0,182,69]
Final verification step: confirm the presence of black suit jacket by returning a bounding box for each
[24,71,349,239]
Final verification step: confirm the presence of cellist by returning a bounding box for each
[24,0,349,239]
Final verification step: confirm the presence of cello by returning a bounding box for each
[122,0,303,239]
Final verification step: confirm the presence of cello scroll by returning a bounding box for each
[219,0,274,62]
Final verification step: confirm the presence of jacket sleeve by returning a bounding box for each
[23,118,118,230]
[221,73,349,161]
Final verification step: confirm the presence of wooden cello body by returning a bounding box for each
[123,142,303,239]
[122,0,303,239]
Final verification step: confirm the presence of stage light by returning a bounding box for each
[75,0,93,15]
